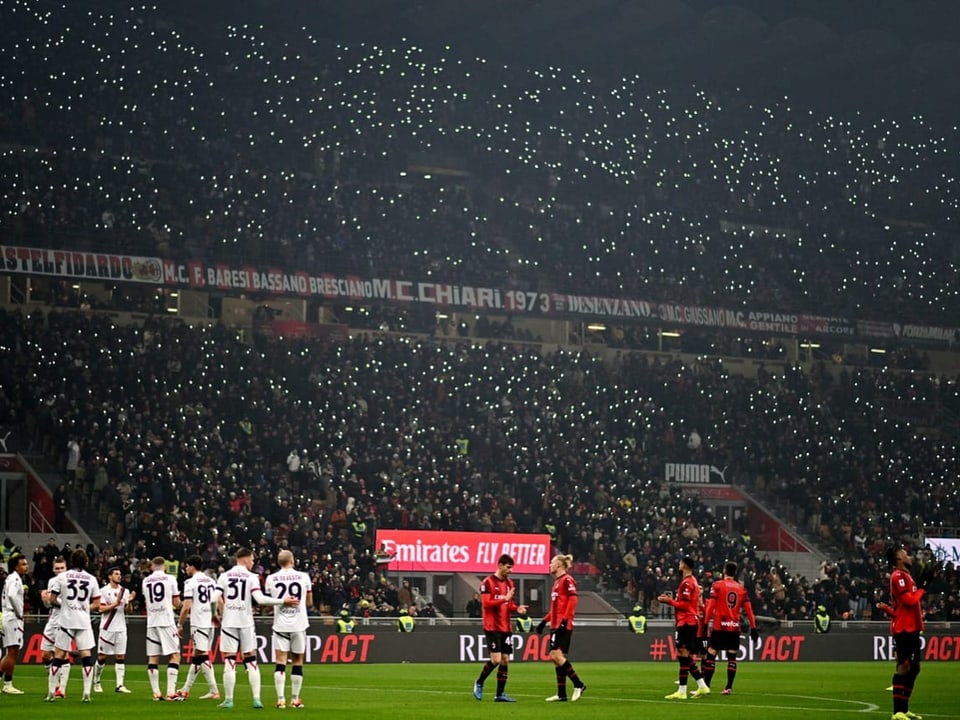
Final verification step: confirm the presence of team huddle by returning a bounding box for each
[1,547,310,708]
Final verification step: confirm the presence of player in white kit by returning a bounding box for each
[141,556,183,701]
[1,554,29,695]
[40,556,68,698]
[215,547,298,709]
[265,550,313,708]
[94,566,136,693]
[46,548,101,702]
[177,555,221,699]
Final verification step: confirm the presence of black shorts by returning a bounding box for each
[485,631,513,655]
[893,632,921,666]
[675,625,699,653]
[548,627,572,654]
[710,630,741,653]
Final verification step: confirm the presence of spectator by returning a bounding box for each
[465,592,481,619]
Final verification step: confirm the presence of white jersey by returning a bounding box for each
[44,576,62,631]
[3,571,24,618]
[141,569,180,628]
[51,569,100,630]
[216,564,263,629]
[99,583,130,633]
[183,571,218,629]
[264,568,311,632]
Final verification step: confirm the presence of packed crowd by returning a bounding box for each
[0,308,957,624]
[1,0,959,325]
[1,0,958,625]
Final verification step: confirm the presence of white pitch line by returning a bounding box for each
[296,684,960,717]
[319,685,873,709]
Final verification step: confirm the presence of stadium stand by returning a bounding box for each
[0,0,958,623]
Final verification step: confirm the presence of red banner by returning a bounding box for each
[857,319,895,338]
[375,529,551,574]
[690,485,744,501]
[256,321,349,341]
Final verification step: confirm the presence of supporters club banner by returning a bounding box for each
[374,529,551,574]
[797,314,856,337]
[893,323,957,343]
[1,244,162,283]
[3,243,957,344]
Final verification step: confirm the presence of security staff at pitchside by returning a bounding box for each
[336,609,354,633]
[628,605,647,634]
[397,608,415,632]
[814,605,831,634]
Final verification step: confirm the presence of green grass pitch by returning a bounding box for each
[1,662,955,719]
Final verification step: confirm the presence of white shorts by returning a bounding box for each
[146,625,181,657]
[219,625,257,655]
[190,626,216,654]
[2,615,23,648]
[55,626,95,652]
[98,629,128,656]
[272,630,306,655]
[41,621,59,652]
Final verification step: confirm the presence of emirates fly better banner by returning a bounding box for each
[375,530,551,574]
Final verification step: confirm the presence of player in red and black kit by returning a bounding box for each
[658,556,708,699]
[701,560,759,696]
[472,554,526,703]
[876,546,932,720]
[537,554,586,702]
